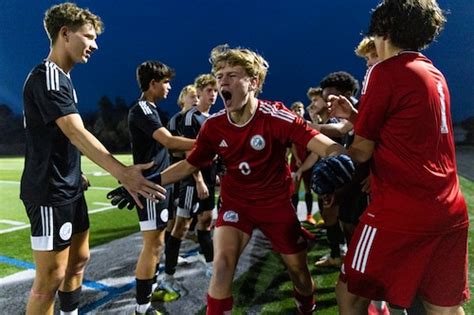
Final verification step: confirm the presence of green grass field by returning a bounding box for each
[0,156,472,313]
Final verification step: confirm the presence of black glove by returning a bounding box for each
[106,186,136,210]
[106,172,162,210]
[311,154,355,195]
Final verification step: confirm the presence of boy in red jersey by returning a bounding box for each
[325,1,469,314]
[157,45,353,314]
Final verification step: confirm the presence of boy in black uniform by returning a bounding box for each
[161,74,218,293]
[21,4,165,315]
[129,61,195,315]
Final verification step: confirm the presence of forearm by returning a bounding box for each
[307,134,347,158]
[298,152,319,173]
[160,160,197,186]
[165,136,195,151]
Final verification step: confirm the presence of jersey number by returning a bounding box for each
[239,162,251,175]
[437,82,448,134]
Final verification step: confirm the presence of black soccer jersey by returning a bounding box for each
[167,110,186,164]
[20,60,82,206]
[128,100,170,177]
[181,107,215,186]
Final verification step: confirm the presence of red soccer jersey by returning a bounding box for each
[187,99,318,206]
[355,52,468,234]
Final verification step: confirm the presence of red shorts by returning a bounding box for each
[340,223,469,308]
[216,198,307,254]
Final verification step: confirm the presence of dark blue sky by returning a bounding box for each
[1,0,473,122]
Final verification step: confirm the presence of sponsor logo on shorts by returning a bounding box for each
[160,209,169,222]
[59,222,72,241]
[250,135,265,151]
[223,210,239,223]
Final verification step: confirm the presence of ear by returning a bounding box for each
[59,26,70,42]
[249,76,259,92]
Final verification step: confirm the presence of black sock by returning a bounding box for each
[58,286,81,312]
[165,230,171,245]
[304,192,313,216]
[136,278,155,305]
[197,230,213,262]
[326,224,342,258]
[291,193,299,210]
[165,235,181,275]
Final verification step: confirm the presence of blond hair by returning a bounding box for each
[291,101,304,111]
[44,2,103,44]
[194,74,217,91]
[210,44,269,96]
[306,87,323,100]
[177,84,197,107]
[355,37,376,57]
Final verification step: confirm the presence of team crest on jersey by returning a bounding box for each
[223,210,239,223]
[250,135,265,151]
[160,209,169,223]
[59,222,72,241]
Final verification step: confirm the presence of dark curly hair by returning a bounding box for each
[320,71,359,96]
[368,0,446,51]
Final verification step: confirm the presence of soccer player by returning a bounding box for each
[20,4,164,315]
[159,44,353,314]
[355,36,379,68]
[161,74,218,294]
[289,101,316,225]
[325,1,470,314]
[128,61,195,314]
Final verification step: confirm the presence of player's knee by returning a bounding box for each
[422,302,464,315]
[67,255,89,276]
[35,267,66,292]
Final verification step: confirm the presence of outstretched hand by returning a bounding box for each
[327,95,356,120]
[117,161,166,209]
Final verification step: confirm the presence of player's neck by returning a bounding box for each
[140,92,158,106]
[229,97,257,125]
[47,47,75,74]
[378,40,404,60]
[196,102,211,114]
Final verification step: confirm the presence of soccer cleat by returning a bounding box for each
[151,288,180,302]
[314,256,342,268]
[158,274,185,296]
[205,262,213,278]
[305,215,317,226]
[135,306,163,315]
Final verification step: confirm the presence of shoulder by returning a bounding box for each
[258,99,296,123]
[184,107,199,126]
[133,100,154,116]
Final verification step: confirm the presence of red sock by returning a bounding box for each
[206,294,233,315]
[294,288,316,314]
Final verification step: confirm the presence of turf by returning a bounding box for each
[0,156,472,313]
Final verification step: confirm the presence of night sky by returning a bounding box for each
[1,0,473,122]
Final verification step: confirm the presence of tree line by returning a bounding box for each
[0,99,472,156]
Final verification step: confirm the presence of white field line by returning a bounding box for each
[0,179,113,191]
[0,219,25,226]
[0,202,117,234]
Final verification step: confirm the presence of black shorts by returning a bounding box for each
[136,187,174,231]
[24,195,89,251]
[177,184,215,218]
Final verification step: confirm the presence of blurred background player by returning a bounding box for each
[160,74,218,295]
[128,61,194,315]
[289,101,316,225]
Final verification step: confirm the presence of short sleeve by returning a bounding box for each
[27,71,78,125]
[186,119,216,168]
[130,106,164,138]
[355,65,392,141]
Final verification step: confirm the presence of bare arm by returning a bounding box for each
[160,160,198,186]
[297,152,320,174]
[308,120,353,138]
[152,127,195,151]
[348,135,374,163]
[306,133,347,158]
[56,113,165,208]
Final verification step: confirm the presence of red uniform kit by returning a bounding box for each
[187,100,318,254]
[341,52,469,307]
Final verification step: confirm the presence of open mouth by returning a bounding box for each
[221,90,232,101]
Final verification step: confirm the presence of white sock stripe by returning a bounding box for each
[351,224,368,270]
[360,227,377,273]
